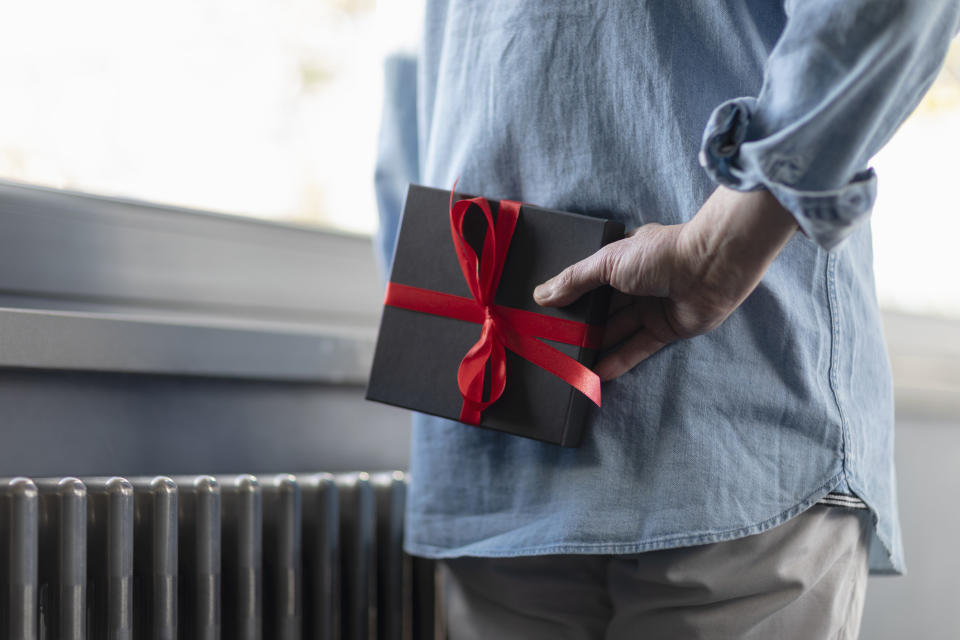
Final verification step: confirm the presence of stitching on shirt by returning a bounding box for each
[404,474,901,574]
[825,251,854,485]
[405,471,848,558]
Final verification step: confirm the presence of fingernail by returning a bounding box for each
[533,282,554,303]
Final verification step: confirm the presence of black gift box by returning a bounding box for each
[365,185,624,446]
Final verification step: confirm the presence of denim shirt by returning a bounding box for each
[373,0,960,575]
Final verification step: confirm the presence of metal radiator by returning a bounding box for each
[0,472,438,640]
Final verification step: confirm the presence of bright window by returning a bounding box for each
[0,0,420,234]
[0,6,956,317]
[871,40,960,319]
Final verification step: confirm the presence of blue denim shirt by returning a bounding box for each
[374,0,960,575]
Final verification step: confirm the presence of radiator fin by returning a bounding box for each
[1,478,38,640]
[86,477,134,640]
[1,472,430,640]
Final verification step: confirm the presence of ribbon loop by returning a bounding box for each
[448,191,523,422]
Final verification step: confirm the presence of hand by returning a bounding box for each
[533,186,799,381]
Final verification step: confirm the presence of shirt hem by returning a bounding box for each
[403,469,903,576]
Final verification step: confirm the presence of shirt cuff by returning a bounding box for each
[698,97,877,251]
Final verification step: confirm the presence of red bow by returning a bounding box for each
[384,189,602,425]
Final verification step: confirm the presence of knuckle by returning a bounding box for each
[598,248,617,284]
[555,267,576,290]
[566,258,595,289]
[597,244,623,286]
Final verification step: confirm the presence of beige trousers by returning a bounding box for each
[439,505,871,640]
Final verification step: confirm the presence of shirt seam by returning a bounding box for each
[826,251,854,488]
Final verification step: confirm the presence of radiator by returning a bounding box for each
[0,472,438,640]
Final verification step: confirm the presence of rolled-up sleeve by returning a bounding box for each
[699,0,960,250]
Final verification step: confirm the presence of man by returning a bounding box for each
[374,1,959,637]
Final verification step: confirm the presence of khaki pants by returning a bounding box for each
[439,505,870,640]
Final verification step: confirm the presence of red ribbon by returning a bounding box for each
[383,189,603,426]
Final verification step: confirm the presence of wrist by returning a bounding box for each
[690,186,797,264]
[677,186,797,301]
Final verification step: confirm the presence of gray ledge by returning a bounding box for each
[0,307,375,384]
[0,179,384,383]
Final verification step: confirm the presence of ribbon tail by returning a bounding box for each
[500,331,602,408]
[459,402,484,426]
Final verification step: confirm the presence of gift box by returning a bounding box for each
[366,184,624,446]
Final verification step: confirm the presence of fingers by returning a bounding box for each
[597,297,677,380]
[594,329,670,381]
[533,245,614,308]
[533,224,675,308]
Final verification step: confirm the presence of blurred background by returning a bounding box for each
[0,1,957,637]
[1,1,957,316]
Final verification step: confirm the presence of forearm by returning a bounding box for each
[700,0,960,250]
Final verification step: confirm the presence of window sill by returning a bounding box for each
[0,307,374,384]
[0,179,383,384]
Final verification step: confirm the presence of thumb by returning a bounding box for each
[534,245,614,307]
